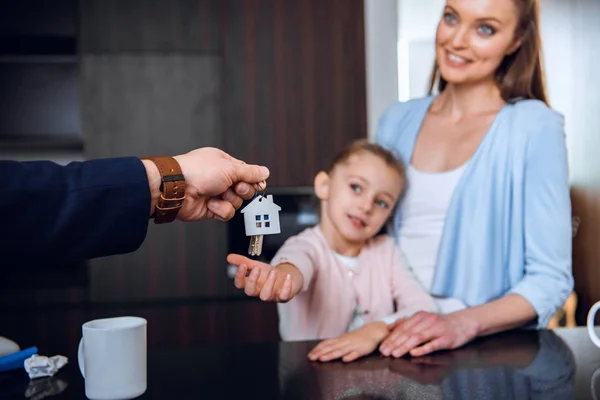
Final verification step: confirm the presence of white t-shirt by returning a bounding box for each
[398,164,468,313]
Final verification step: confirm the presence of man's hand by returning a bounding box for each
[144,147,270,222]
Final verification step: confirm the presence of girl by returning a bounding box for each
[227,140,437,362]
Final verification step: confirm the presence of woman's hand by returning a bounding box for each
[379,311,480,358]
[308,322,389,363]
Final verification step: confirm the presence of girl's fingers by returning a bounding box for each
[260,270,278,301]
[278,274,293,301]
[318,345,352,362]
[342,351,362,363]
[308,339,337,360]
[244,266,261,296]
[309,339,349,361]
[234,264,248,289]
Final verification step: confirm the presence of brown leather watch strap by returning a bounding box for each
[142,156,186,224]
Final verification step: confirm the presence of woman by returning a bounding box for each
[376,0,573,358]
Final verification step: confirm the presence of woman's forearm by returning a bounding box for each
[456,293,537,337]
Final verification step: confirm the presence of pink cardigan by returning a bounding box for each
[272,226,438,341]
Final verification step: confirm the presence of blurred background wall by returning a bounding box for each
[0,0,366,346]
[1,0,599,347]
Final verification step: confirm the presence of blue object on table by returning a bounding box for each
[0,347,38,372]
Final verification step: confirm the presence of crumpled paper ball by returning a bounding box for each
[24,354,68,380]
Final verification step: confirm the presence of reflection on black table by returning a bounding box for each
[280,330,575,400]
[0,329,577,399]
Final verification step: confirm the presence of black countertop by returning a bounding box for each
[2,327,600,399]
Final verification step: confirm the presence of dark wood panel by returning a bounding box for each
[79,0,219,53]
[81,55,229,301]
[220,0,367,187]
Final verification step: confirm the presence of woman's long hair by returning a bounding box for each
[428,0,549,105]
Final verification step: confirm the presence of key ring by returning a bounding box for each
[253,181,266,198]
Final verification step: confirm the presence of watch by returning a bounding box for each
[142,156,186,224]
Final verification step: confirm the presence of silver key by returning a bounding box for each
[248,234,264,256]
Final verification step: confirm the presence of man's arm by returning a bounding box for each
[1,147,270,267]
[1,157,151,265]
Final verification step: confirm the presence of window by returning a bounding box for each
[256,222,262,228]
[255,215,261,221]
[264,214,269,220]
[265,222,270,228]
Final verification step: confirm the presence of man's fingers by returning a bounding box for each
[207,199,235,221]
[233,182,254,200]
[230,163,270,185]
[253,180,267,191]
[221,188,244,209]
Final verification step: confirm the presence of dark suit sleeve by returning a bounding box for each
[0,157,151,265]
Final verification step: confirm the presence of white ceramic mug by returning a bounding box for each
[587,301,600,348]
[78,316,147,400]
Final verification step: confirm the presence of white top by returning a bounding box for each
[334,253,366,331]
[398,164,468,313]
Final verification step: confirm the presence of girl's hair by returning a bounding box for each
[428,0,549,105]
[326,139,405,181]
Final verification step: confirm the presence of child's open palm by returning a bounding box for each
[227,254,294,302]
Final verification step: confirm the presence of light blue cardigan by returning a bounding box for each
[376,96,573,328]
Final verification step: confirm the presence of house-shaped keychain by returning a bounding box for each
[241,195,281,235]
[241,194,281,256]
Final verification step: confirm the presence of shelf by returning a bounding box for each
[0,55,77,63]
[0,135,83,151]
[0,35,76,56]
